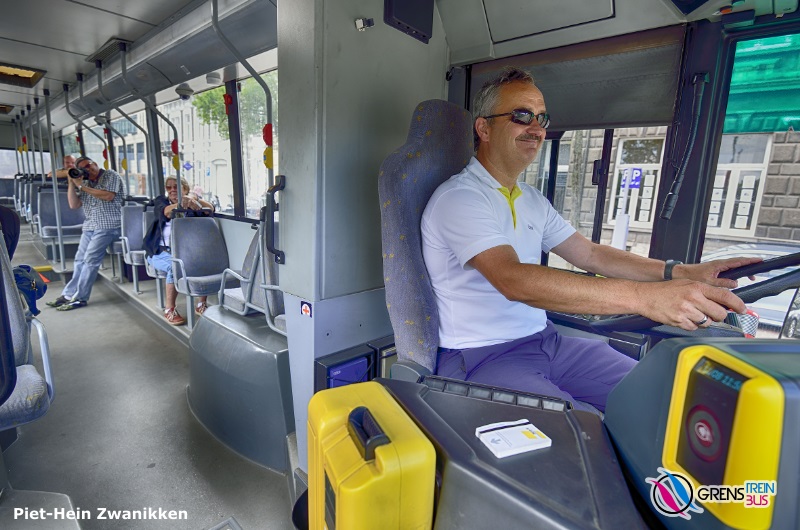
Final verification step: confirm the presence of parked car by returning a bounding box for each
[784,308,799,338]
[700,243,800,330]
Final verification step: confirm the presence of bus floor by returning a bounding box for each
[5,230,293,530]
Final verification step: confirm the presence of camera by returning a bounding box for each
[175,83,194,100]
[68,167,88,179]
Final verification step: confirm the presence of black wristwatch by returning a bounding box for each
[664,259,682,280]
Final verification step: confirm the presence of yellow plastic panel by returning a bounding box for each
[663,345,783,530]
[308,381,435,530]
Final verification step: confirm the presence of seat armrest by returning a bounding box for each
[258,283,287,337]
[30,318,55,402]
[120,236,131,256]
[390,360,432,383]
[218,268,246,303]
[169,256,188,283]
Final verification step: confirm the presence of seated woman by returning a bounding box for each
[144,177,215,325]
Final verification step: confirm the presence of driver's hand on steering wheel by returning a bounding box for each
[634,279,748,332]
[669,257,762,289]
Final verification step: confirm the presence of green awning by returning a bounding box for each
[723,33,800,134]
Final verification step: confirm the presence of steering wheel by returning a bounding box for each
[590,252,800,334]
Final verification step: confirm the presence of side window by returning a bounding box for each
[238,70,279,219]
[707,134,771,236]
[82,125,107,169]
[155,87,233,213]
[608,138,665,228]
[61,127,80,158]
[110,112,150,196]
[702,33,800,339]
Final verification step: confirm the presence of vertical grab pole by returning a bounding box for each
[21,110,33,177]
[35,98,46,182]
[17,115,28,177]
[11,118,22,175]
[22,109,36,179]
[96,61,153,197]
[211,0,274,190]
[118,42,181,204]
[44,89,67,272]
[26,106,39,178]
[76,74,110,170]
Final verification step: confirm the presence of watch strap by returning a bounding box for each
[664,259,682,280]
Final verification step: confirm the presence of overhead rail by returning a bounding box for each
[43,89,68,273]
[119,42,182,204]
[211,0,275,189]
[96,61,156,197]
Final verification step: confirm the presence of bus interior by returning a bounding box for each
[1,0,800,528]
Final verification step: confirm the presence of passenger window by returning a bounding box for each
[238,70,279,219]
[60,127,81,160]
[82,124,108,170]
[157,86,233,213]
[110,112,151,197]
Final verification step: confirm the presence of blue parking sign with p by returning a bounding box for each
[625,168,642,188]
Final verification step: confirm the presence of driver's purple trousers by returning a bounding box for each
[435,321,637,413]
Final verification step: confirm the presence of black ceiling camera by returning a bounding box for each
[68,168,89,179]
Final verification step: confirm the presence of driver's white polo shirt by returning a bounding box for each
[421,157,575,349]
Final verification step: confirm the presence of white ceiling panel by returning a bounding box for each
[70,0,199,26]
[483,0,615,42]
[0,0,200,123]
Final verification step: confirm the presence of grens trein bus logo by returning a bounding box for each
[646,468,704,520]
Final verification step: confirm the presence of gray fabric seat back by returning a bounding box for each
[0,228,53,429]
[38,191,85,230]
[0,230,30,367]
[27,183,39,218]
[171,216,230,279]
[122,205,145,252]
[378,100,474,372]
[221,228,261,314]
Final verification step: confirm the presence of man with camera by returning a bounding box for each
[47,156,124,311]
[46,154,77,179]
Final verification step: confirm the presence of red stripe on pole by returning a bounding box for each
[263,124,273,146]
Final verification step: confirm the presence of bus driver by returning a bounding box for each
[421,67,760,412]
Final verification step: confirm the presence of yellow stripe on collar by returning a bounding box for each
[497,185,523,228]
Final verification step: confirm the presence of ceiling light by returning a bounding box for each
[0,62,46,88]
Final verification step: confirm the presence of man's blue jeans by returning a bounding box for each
[61,228,121,302]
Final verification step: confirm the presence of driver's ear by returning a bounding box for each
[475,117,491,144]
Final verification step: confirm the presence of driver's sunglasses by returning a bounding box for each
[482,109,550,129]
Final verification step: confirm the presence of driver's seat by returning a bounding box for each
[378,100,473,377]
[378,100,603,415]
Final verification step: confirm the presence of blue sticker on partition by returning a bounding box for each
[301,301,312,318]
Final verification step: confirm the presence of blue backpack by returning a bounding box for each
[13,264,47,316]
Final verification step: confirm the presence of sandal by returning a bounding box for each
[195,301,209,316]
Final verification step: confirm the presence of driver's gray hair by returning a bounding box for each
[472,67,536,150]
